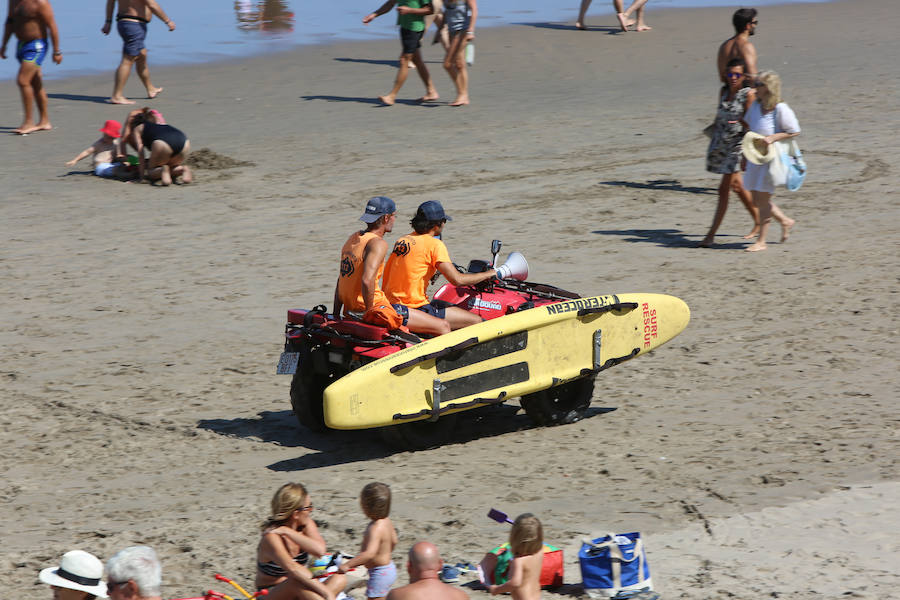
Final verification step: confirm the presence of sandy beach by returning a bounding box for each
[1,0,898,597]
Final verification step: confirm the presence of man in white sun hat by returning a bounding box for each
[39,550,109,599]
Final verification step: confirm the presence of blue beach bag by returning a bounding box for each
[579,532,652,598]
[782,139,807,191]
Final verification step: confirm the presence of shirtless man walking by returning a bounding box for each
[718,8,758,84]
[103,0,175,104]
[1,0,62,134]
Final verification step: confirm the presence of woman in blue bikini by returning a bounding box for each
[256,483,346,600]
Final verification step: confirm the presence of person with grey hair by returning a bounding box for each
[105,546,162,600]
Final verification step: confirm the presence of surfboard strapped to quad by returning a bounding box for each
[277,240,690,449]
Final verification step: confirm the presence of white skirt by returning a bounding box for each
[744,161,775,194]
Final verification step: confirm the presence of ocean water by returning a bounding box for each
[1,0,831,81]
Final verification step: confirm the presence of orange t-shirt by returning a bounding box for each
[382,233,452,308]
[337,231,389,314]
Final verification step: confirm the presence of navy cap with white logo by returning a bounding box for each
[360,196,396,223]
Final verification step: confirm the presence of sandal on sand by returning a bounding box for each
[455,562,476,573]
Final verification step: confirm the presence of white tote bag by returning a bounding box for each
[767,140,789,187]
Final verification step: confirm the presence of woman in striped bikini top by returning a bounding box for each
[255,483,347,598]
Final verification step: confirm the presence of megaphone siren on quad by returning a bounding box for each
[496,251,528,281]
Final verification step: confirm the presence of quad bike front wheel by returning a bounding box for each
[520,376,595,426]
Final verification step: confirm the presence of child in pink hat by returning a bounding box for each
[65,119,134,179]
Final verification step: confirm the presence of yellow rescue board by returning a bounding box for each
[323,293,689,430]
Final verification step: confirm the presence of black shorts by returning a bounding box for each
[400,28,424,55]
[414,299,453,319]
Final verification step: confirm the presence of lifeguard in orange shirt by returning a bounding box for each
[334,196,449,335]
[382,200,496,331]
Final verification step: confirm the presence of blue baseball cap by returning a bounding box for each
[416,200,452,222]
[360,196,396,223]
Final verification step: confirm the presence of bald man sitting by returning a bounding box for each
[387,542,469,600]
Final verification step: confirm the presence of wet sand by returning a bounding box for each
[1,0,897,597]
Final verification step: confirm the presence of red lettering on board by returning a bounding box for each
[642,303,658,348]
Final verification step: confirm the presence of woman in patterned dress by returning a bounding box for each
[700,58,759,247]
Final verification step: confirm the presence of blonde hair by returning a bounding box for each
[509,513,543,556]
[360,482,391,520]
[757,70,783,111]
[261,483,309,531]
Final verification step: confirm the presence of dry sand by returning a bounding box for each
[1,0,898,598]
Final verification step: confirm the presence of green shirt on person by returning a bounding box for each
[397,0,432,32]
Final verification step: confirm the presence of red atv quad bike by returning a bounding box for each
[277,240,596,449]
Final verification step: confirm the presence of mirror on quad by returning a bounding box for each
[491,239,502,267]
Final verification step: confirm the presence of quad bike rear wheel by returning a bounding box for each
[290,364,344,432]
[378,413,460,451]
[520,376,595,426]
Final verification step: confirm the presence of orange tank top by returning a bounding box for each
[337,231,389,314]
[383,233,451,308]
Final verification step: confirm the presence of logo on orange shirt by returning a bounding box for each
[340,256,355,277]
[393,239,411,257]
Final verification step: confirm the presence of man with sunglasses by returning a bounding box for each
[382,200,497,331]
[718,8,758,85]
[105,546,163,600]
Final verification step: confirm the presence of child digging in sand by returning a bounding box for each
[485,513,544,600]
[337,482,399,600]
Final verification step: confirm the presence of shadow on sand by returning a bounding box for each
[514,21,622,34]
[198,404,617,471]
[599,179,716,195]
[301,95,442,107]
[593,228,750,250]
[48,93,111,104]
[334,57,440,67]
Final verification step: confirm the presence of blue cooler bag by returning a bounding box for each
[579,532,652,598]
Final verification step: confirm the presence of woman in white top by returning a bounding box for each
[743,70,799,252]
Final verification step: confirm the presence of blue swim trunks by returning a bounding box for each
[366,562,397,598]
[414,299,454,319]
[117,19,147,56]
[16,38,48,66]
